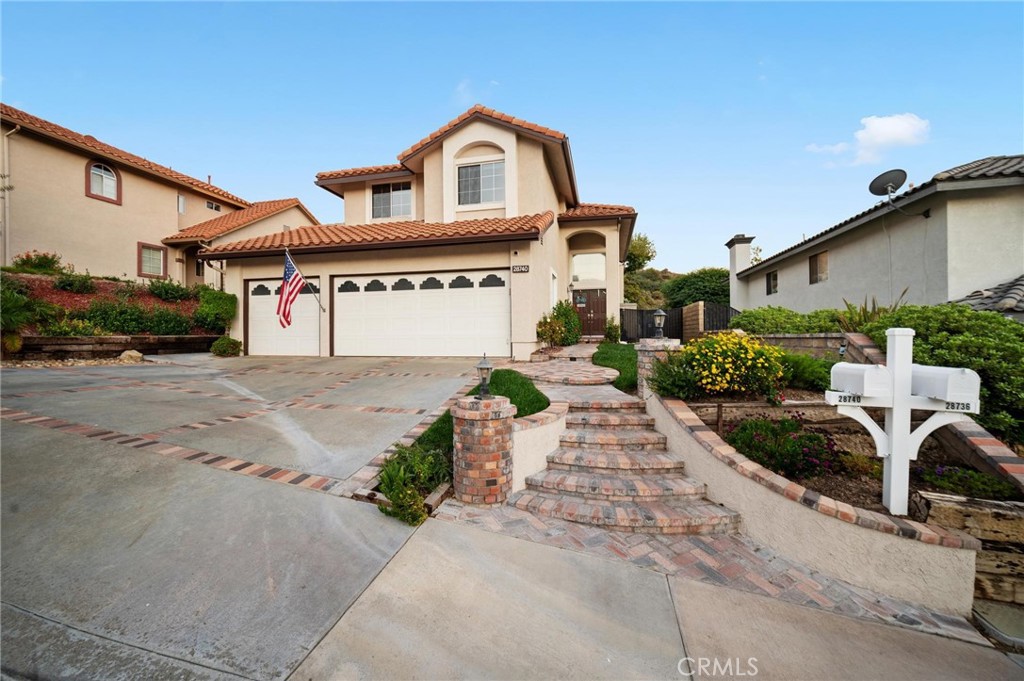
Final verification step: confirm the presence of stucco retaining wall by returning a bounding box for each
[510,402,568,493]
[647,393,978,616]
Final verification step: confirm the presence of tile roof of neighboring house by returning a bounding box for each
[560,203,637,220]
[953,274,1024,316]
[201,211,555,258]
[398,104,567,161]
[163,199,319,244]
[315,163,409,182]
[738,155,1024,277]
[1,103,250,207]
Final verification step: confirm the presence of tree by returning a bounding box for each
[625,233,656,273]
[625,268,670,308]
[661,267,731,308]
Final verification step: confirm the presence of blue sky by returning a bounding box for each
[3,2,1021,272]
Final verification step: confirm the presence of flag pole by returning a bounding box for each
[285,246,326,313]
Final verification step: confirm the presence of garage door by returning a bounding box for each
[247,278,321,356]
[333,269,510,357]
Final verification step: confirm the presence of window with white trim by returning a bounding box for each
[139,244,166,278]
[89,163,118,200]
[371,181,412,218]
[809,252,829,284]
[458,160,504,205]
[206,200,222,212]
[178,194,186,214]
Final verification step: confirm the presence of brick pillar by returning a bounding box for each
[637,337,681,400]
[451,396,516,505]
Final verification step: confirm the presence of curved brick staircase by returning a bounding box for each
[509,396,740,535]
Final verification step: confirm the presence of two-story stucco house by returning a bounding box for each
[201,105,638,359]
[727,155,1024,312]
[0,104,318,288]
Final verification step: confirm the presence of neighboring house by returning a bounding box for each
[953,274,1024,323]
[727,155,1024,312]
[0,104,316,286]
[201,105,638,359]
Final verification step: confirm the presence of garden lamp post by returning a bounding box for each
[476,354,493,398]
[653,309,667,338]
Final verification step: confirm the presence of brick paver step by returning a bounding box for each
[525,470,704,501]
[560,429,667,451]
[547,447,685,472]
[508,490,739,535]
[565,412,656,430]
[568,399,646,412]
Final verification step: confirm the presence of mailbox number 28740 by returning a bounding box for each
[837,394,861,404]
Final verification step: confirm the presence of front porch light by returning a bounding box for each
[476,354,493,398]
[653,309,667,338]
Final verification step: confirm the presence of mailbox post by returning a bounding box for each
[825,328,981,516]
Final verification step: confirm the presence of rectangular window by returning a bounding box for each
[206,200,222,212]
[766,271,778,295]
[371,182,412,219]
[138,243,166,278]
[195,259,204,277]
[458,160,504,206]
[178,195,186,214]
[809,252,829,284]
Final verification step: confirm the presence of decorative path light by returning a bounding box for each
[825,328,981,516]
[475,354,493,398]
[653,309,667,339]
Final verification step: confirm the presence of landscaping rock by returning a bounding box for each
[119,350,144,363]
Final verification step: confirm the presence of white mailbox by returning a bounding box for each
[831,364,893,397]
[910,364,981,413]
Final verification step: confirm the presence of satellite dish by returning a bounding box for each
[869,169,908,197]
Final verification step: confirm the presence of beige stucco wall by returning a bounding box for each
[510,407,567,493]
[442,120,519,222]
[646,394,977,615]
[945,187,1024,300]
[2,127,242,281]
[561,221,624,319]
[733,200,949,312]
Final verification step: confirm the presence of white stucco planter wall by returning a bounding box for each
[510,402,568,493]
[647,394,979,616]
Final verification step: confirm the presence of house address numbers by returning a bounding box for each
[512,265,530,273]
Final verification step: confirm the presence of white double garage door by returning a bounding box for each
[247,269,511,357]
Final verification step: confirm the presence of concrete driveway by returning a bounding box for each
[0,355,473,680]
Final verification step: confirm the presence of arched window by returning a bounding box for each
[86,161,121,204]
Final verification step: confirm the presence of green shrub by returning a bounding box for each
[780,352,835,391]
[1,273,30,296]
[210,335,242,357]
[377,462,428,526]
[917,465,1022,501]
[535,313,565,348]
[40,318,102,337]
[53,270,96,294]
[863,304,1024,444]
[147,308,192,335]
[147,278,195,302]
[661,267,730,308]
[804,308,842,333]
[1,287,35,334]
[650,333,785,402]
[724,416,838,480]
[11,250,63,274]
[839,452,883,480]
[194,288,237,334]
[115,280,143,301]
[729,306,813,334]
[604,316,621,343]
[551,300,582,346]
[80,300,147,334]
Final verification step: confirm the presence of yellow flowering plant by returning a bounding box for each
[650,332,786,403]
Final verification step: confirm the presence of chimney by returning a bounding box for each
[207,175,212,184]
[725,234,755,311]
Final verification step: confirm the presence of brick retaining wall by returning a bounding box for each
[17,335,219,360]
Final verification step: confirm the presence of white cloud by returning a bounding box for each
[806,113,930,166]
[453,79,475,107]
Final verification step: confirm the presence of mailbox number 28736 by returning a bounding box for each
[837,394,861,404]
[945,402,972,412]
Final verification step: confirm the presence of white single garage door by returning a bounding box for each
[247,278,321,356]
[333,269,510,357]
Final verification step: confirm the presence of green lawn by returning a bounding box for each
[414,368,550,454]
[593,342,638,393]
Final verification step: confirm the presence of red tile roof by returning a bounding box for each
[163,198,319,244]
[1,103,250,207]
[398,105,567,161]
[560,203,637,220]
[201,211,555,257]
[316,163,410,182]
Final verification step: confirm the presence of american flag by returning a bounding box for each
[277,251,307,328]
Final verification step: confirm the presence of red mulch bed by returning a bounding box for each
[8,273,206,334]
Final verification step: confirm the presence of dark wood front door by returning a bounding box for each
[572,289,606,337]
